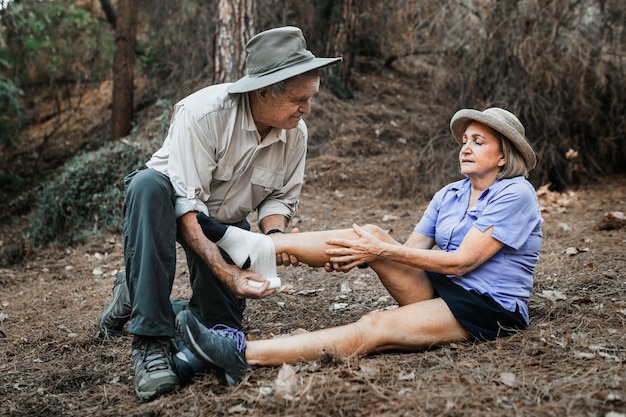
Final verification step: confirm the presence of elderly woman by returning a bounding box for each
[175,107,543,386]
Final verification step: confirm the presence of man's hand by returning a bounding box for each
[179,212,276,299]
[323,260,355,273]
[276,227,300,267]
[226,265,277,299]
[261,214,300,267]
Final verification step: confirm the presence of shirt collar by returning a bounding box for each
[453,178,492,202]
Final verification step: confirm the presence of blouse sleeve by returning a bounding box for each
[473,181,541,250]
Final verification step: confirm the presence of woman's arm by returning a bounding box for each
[327,223,504,276]
[403,230,436,250]
[271,228,357,267]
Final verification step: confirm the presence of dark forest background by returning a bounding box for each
[0,0,624,263]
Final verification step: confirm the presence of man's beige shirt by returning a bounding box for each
[146,83,307,224]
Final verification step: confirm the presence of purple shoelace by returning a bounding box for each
[208,324,247,352]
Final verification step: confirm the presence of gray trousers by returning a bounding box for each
[123,168,247,338]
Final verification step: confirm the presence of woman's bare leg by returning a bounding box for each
[197,211,359,269]
[351,224,435,305]
[197,214,436,304]
[271,229,357,267]
[196,212,278,279]
[184,219,467,372]
[245,297,469,366]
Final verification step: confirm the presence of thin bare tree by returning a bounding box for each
[111,0,137,140]
[214,0,257,84]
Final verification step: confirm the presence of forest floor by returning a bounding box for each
[0,67,625,416]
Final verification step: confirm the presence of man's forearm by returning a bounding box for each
[178,211,230,279]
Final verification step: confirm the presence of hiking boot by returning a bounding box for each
[99,270,131,336]
[176,310,248,386]
[173,339,212,386]
[132,336,180,402]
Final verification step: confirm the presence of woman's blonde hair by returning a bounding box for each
[494,129,530,179]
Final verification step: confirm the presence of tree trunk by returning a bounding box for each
[214,0,257,84]
[325,0,357,99]
[99,0,117,29]
[111,0,137,141]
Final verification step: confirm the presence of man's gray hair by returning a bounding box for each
[267,69,320,97]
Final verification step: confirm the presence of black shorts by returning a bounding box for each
[427,272,527,341]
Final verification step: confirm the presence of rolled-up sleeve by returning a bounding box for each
[166,105,217,218]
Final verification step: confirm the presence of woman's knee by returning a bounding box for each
[361,224,398,244]
[355,310,388,333]
[361,224,384,236]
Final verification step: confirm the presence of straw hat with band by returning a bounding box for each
[450,107,537,171]
[227,26,342,94]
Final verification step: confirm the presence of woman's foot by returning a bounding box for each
[196,212,279,281]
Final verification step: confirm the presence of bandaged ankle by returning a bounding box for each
[196,212,280,288]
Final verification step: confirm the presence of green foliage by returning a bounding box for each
[27,141,150,247]
[3,0,114,83]
[135,41,159,76]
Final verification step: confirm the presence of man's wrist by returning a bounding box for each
[265,229,284,235]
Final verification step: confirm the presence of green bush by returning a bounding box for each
[3,0,114,83]
[28,141,150,247]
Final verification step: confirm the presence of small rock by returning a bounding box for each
[598,211,626,231]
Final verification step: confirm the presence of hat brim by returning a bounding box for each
[450,109,537,171]
[226,57,342,93]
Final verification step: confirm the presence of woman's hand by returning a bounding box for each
[325,224,385,271]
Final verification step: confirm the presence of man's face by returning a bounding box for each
[257,74,321,131]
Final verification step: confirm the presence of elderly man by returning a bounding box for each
[98,26,341,402]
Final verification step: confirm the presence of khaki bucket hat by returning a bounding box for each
[450,107,537,171]
[227,26,342,93]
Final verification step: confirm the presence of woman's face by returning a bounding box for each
[458,122,506,182]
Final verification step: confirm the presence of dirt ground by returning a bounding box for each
[1,69,625,416]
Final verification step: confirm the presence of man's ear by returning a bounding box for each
[257,87,268,101]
